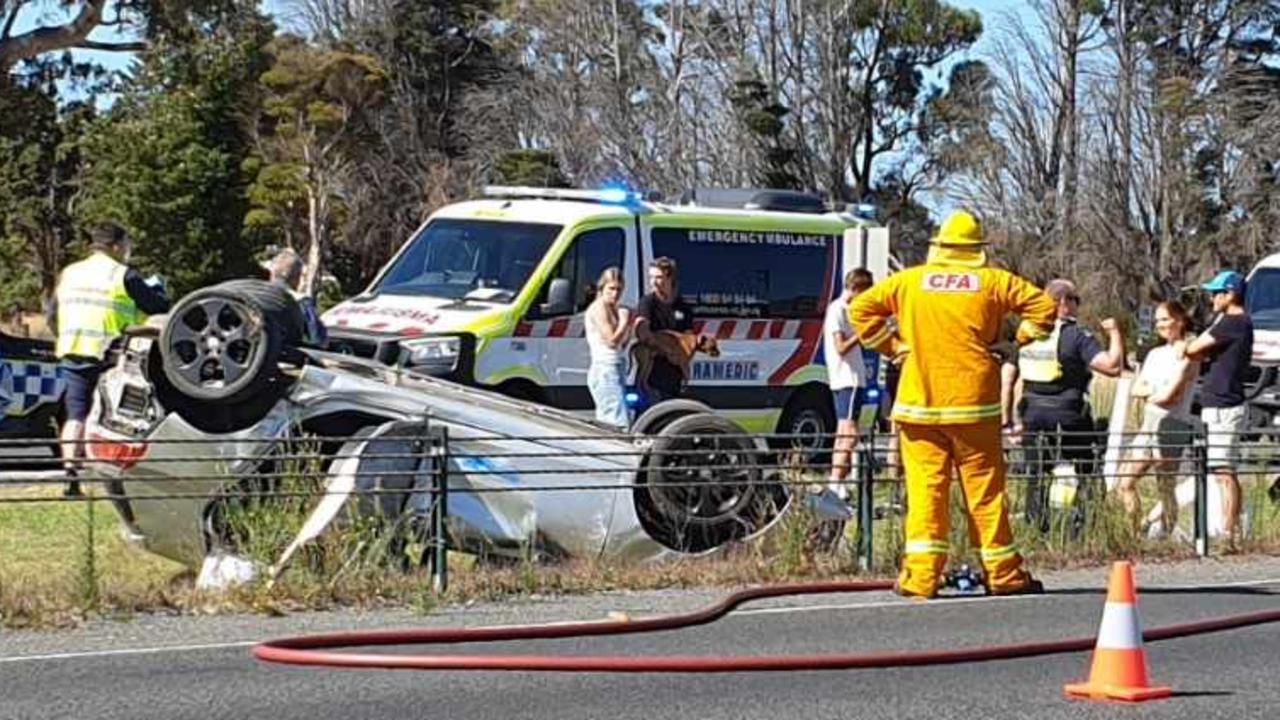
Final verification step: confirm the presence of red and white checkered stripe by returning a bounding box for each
[512,318,814,339]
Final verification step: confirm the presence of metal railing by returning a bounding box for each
[1,423,1276,597]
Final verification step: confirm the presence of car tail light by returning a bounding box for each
[88,433,149,470]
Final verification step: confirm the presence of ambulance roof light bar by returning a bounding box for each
[677,188,828,214]
[482,186,650,205]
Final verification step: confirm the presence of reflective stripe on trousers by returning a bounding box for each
[897,420,1025,596]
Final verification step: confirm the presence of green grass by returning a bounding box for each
[0,485,188,628]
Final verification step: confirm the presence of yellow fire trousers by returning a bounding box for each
[897,421,1028,596]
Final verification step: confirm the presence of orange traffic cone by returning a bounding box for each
[1064,561,1172,702]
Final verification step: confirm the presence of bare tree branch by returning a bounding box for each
[0,0,114,72]
[75,39,145,52]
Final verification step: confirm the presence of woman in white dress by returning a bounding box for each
[585,267,633,428]
[1117,300,1200,535]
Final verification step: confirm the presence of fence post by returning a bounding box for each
[1193,432,1209,558]
[430,425,450,594]
[857,444,875,572]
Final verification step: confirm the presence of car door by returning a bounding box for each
[521,225,633,409]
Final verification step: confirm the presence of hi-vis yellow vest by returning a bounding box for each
[55,252,141,360]
[1018,320,1064,383]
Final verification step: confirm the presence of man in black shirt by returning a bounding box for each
[634,257,695,403]
[1186,270,1254,543]
[1012,278,1124,530]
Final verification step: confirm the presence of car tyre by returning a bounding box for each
[636,412,786,553]
[160,280,304,405]
[630,398,714,436]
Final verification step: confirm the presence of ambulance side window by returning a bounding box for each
[650,228,835,319]
[528,227,625,319]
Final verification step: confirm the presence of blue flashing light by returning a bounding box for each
[865,387,881,402]
[599,187,632,204]
[854,203,877,220]
[624,391,641,406]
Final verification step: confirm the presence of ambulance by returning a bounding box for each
[322,186,892,444]
[1243,252,1280,430]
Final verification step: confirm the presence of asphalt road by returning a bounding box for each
[2,559,1278,720]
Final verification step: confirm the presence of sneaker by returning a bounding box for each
[805,488,854,521]
[62,482,84,498]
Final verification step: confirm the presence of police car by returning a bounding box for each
[323,186,894,447]
[0,331,64,443]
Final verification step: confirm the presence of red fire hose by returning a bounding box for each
[253,579,1280,672]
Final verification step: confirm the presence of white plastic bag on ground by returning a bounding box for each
[196,553,260,590]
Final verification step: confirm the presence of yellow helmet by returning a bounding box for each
[931,210,985,246]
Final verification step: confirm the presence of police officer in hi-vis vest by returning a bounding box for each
[1012,278,1124,531]
[54,223,170,497]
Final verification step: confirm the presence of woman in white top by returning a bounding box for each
[585,267,633,428]
[1117,300,1200,535]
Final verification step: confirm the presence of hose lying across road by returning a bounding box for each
[253,579,1280,672]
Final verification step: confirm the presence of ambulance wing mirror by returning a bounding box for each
[541,277,573,316]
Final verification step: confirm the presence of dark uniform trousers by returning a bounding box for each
[1020,393,1098,533]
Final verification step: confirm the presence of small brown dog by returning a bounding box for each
[632,330,720,394]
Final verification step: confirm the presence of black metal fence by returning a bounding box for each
[0,423,1276,596]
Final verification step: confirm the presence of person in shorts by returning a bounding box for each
[823,268,873,497]
[1185,270,1254,542]
[1117,301,1199,535]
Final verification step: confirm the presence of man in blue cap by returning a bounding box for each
[1184,270,1254,544]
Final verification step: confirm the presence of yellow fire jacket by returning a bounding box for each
[850,251,1056,425]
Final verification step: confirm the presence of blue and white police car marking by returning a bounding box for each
[0,360,65,417]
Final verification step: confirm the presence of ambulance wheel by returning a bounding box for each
[496,380,546,405]
[160,280,303,405]
[777,386,835,460]
[636,413,785,553]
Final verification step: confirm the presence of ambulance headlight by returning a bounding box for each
[399,336,461,372]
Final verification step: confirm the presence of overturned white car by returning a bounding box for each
[83,281,789,575]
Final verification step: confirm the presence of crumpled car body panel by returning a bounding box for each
[86,350,697,569]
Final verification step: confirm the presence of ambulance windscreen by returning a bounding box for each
[373,219,561,302]
[1246,267,1280,330]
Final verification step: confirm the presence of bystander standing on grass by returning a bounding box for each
[1185,271,1254,548]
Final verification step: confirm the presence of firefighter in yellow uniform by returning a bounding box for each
[849,211,1057,597]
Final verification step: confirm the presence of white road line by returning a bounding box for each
[729,576,1280,618]
[730,592,1041,617]
[0,577,1275,665]
[0,640,258,664]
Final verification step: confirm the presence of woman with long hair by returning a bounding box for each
[585,267,633,427]
[1117,300,1200,536]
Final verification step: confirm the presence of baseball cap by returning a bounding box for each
[1202,270,1245,294]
